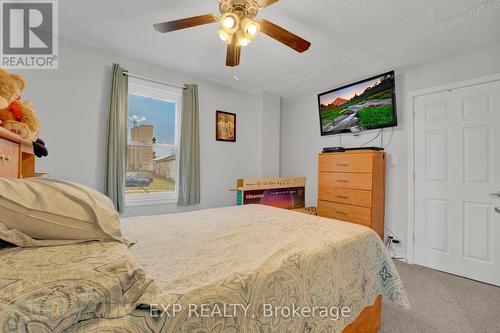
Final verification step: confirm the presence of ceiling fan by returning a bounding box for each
[153,0,311,67]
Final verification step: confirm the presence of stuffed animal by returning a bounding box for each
[0,68,26,110]
[0,100,40,141]
[0,69,47,158]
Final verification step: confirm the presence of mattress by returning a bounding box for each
[0,205,409,333]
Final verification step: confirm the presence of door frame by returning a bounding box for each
[406,73,500,265]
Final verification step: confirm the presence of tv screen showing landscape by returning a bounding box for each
[318,71,397,136]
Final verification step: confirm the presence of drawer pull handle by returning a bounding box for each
[337,196,348,200]
[336,180,348,183]
[335,210,347,215]
[1,155,12,162]
[337,163,349,167]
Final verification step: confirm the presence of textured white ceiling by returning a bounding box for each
[60,0,500,98]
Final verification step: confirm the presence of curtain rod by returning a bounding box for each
[123,71,187,90]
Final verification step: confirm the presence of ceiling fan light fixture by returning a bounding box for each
[221,13,239,33]
[217,29,232,43]
[223,16,235,28]
[242,18,259,38]
[238,36,252,47]
[247,23,258,36]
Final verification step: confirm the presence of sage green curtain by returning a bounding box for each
[177,84,200,206]
[105,63,128,213]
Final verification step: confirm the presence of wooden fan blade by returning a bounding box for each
[256,0,280,8]
[258,19,311,53]
[154,14,218,33]
[226,35,241,67]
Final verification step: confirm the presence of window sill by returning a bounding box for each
[125,192,178,207]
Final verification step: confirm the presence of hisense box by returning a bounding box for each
[236,177,306,210]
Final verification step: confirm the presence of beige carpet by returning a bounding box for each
[381,261,500,333]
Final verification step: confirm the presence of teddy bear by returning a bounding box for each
[0,68,26,110]
[0,100,40,142]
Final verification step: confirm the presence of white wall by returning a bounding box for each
[280,43,500,257]
[260,91,281,178]
[14,38,280,216]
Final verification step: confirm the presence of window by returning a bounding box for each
[126,79,181,207]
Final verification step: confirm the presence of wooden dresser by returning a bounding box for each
[0,127,35,179]
[317,150,386,239]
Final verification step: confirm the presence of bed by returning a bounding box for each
[0,204,409,333]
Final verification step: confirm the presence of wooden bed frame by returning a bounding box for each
[343,295,382,333]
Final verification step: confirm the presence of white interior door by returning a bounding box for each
[414,79,500,286]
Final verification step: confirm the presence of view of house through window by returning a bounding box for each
[126,88,179,198]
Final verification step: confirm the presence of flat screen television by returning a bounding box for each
[318,71,397,136]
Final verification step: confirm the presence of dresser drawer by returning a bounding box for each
[319,172,373,190]
[0,137,20,178]
[318,186,373,208]
[317,200,372,227]
[319,154,373,173]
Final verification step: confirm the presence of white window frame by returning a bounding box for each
[125,78,182,207]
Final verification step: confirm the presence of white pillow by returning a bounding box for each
[0,178,125,244]
[0,222,85,247]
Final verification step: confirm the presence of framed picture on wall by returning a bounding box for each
[216,111,236,142]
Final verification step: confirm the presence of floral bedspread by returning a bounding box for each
[0,241,155,333]
[71,205,409,332]
[1,205,409,333]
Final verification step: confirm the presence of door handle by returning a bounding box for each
[495,207,500,214]
[490,192,500,197]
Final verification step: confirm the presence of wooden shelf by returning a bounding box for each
[0,127,35,179]
[0,127,33,154]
